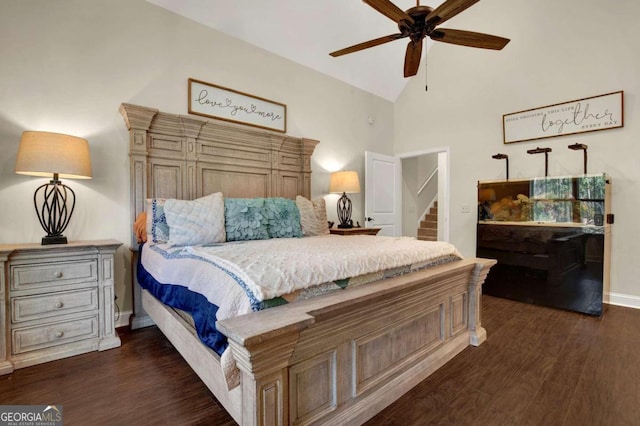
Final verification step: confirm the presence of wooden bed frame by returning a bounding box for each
[120,103,495,425]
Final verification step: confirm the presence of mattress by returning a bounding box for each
[138,235,462,357]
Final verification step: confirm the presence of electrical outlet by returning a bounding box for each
[460,204,471,213]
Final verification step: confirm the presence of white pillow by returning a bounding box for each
[296,195,329,236]
[164,192,226,246]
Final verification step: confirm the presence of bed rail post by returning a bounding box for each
[468,258,496,346]
[226,333,300,426]
[219,308,316,426]
[120,103,158,329]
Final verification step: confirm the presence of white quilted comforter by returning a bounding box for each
[185,234,462,302]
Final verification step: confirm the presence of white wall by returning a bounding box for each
[401,157,418,237]
[394,0,640,306]
[0,0,394,312]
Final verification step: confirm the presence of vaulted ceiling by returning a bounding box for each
[146,0,451,101]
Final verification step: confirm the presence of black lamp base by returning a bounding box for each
[34,176,76,246]
[42,235,68,245]
[336,192,354,229]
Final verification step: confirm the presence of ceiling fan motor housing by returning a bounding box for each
[330,0,510,78]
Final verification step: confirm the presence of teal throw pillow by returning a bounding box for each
[263,198,303,239]
[224,198,269,241]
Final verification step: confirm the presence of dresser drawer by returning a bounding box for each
[11,259,98,292]
[11,288,99,324]
[12,315,99,355]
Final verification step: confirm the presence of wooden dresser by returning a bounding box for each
[0,240,122,374]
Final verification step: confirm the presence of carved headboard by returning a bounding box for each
[120,103,319,247]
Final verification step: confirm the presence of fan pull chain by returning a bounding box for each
[424,48,428,91]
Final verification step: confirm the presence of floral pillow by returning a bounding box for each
[145,198,170,244]
[263,198,303,239]
[296,196,330,236]
[164,192,226,246]
[224,198,270,241]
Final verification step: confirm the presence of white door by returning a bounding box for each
[365,151,402,236]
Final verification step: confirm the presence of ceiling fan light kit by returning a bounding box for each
[330,0,510,79]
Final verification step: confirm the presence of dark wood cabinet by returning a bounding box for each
[476,174,611,315]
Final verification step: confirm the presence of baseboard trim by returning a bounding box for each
[115,310,133,328]
[605,292,640,310]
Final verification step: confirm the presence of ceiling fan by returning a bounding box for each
[330,0,510,78]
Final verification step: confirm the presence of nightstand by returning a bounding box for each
[329,227,381,236]
[0,240,122,374]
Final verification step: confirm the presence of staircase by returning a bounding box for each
[417,201,438,241]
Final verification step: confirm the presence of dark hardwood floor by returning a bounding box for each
[1,295,639,425]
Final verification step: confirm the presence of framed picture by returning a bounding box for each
[188,78,287,133]
[502,91,623,144]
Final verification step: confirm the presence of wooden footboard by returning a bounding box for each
[214,257,495,425]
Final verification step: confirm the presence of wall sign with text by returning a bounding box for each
[502,91,623,144]
[188,78,287,133]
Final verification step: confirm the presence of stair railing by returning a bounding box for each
[417,167,438,196]
[416,166,438,234]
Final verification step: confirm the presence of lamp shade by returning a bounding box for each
[329,171,360,194]
[15,131,92,179]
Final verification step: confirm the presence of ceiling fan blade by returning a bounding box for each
[431,29,510,50]
[426,0,479,25]
[363,0,415,25]
[404,40,423,77]
[330,33,405,57]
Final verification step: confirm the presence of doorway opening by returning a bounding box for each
[399,147,450,242]
[365,147,450,241]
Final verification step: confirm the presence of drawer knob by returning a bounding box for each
[54,271,63,279]
[55,302,64,309]
[54,331,64,338]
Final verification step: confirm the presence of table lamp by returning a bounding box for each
[15,131,92,245]
[329,170,360,229]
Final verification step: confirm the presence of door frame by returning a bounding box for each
[397,146,451,243]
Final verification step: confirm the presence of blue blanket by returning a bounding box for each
[137,244,228,355]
